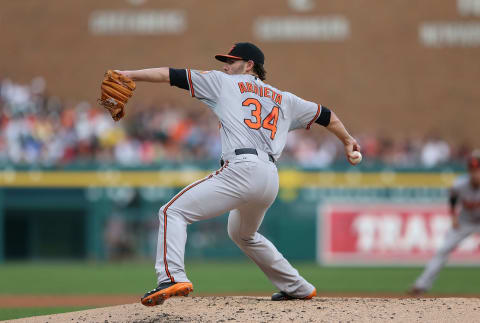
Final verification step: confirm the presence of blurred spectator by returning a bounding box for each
[104,215,134,261]
[0,77,473,168]
[421,135,451,168]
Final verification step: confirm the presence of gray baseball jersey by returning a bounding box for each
[187,69,322,160]
[451,175,480,220]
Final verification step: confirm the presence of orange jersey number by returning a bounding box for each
[242,98,262,129]
[262,106,279,140]
[242,98,279,140]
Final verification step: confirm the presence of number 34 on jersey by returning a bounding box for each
[238,81,283,140]
[242,98,279,140]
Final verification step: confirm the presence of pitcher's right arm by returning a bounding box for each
[287,92,360,165]
[324,111,361,164]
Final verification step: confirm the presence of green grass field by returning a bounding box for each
[0,307,94,321]
[1,261,480,321]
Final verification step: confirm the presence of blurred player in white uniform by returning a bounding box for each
[117,42,360,305]
[410,151,480,295]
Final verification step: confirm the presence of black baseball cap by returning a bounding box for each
[215,42,265,65]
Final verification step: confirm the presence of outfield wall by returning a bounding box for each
[1,166,474,265]
[2,0,480,142]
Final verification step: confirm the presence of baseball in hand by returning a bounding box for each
[348,151,362,165]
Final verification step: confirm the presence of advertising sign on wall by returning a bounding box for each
[318,203,480,265]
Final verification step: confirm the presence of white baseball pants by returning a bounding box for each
[154,152,315,298]
[414,217,480,290]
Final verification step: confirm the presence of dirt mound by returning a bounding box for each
[9,296,480,323]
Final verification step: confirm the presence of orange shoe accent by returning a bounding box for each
[304,288,317,300]
[141,282,193,307]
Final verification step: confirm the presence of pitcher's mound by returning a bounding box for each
[11,296,480,322]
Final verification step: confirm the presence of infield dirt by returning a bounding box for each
[8,296,480,323]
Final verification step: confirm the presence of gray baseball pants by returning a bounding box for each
[414,216,480,290]
[153,152,315,298]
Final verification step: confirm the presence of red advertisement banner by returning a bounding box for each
[318,204,480,265]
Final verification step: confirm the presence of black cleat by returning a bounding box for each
[407,287,426,297]
[271,288,316,301]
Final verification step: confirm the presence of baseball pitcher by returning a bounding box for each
[410,152,480,295]
[112,42,361,305]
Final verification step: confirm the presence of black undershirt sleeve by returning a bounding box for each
[169,68,189,91]
[449,194,458,210]
[315,106,331,127]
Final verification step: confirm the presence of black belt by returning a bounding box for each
[220,148,275,166]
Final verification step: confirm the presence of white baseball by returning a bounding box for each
[348,151,362,165]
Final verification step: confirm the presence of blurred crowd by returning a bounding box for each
[0,77,473,168]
